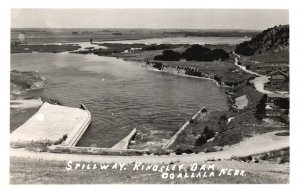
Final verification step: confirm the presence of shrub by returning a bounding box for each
[275,131,289,136]
[175,148,184,155]
[152,62,164,70]
[195,126,216,146]
[195,134,207,146]
[184,149,194,154]
[203,126,215,139]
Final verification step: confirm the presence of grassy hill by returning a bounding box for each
[235,25,289,56]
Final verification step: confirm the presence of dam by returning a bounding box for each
[10,102,91,147]
[10,102,137,151]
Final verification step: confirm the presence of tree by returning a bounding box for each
[181,45,211,61]
[203,126,215,139]
[154,50,181,61]
[256,94,267,119]
[211,49,229,61]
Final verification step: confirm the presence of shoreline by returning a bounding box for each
[145,66,228,88]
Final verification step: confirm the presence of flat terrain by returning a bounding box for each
[10,157,288,184]
[11,44,81,53]
[11,28,258,44]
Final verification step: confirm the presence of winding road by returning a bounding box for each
[233,52,288,95]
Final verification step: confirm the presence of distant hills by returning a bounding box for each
[235,25,289,56]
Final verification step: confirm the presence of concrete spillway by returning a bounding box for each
[163,107,207,150]
[111,128,137,150]
[10,102,91,146]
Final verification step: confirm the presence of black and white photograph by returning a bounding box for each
[1,0,298,186]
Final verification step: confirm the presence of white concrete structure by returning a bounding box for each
[163,107,207,150]
[11,102,91,146]
[111,128,137,150]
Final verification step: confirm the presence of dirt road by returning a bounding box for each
[11,130,289,164]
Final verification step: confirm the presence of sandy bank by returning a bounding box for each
[10,98,43,109]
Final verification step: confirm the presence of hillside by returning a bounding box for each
[235,25,289,56]
[10,70,45,99]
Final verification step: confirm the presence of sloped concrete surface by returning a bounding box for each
[11,102,90,145]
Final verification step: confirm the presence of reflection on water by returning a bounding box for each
[11,52,228,150]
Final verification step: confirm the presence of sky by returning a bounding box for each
[11,9,289,30]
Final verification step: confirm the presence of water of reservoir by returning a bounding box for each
[11,52,228,150]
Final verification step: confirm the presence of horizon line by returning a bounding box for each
[10,27,267,31]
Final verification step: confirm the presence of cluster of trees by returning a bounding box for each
[154,50,181,61]
[154,44,229,61]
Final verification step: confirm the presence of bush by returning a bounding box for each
[152,62,164,70]
[184,149,194,154]
[203,126,215,139]
[175,148,184,155]
[195,126,215,146]
[195,134,207,146]
[275,131,289,136]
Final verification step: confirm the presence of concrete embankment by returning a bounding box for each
[111,128,137,150]
[11,102,91,147]
[163,107,207,150]
[62,104,91,146]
